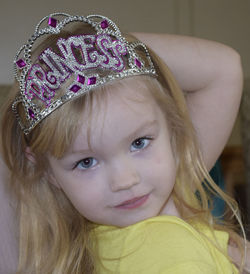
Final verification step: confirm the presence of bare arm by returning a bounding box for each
[133,33,243,171]
[228,241,250,273]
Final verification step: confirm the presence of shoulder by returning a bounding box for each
[125,216,218,273]
[95,216,238,273]
[137,216,239,273]
[128,216,217,267]
[138,216,214,252]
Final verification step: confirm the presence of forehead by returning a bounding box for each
[70,77,162,149]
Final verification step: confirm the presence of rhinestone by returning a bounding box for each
[28,109,35,119]
[77,75,85,84]
[88,77,96,85]
[100,20,109,29]
[70,84,81,93]
[48,17,57,28]
[61,94,68,101]
[35,71,43,80]
[16,59,27,69]
[135,58,141,68]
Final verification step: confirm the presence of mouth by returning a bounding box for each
[115,193,150,209]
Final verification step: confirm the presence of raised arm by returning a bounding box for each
[133,33,243,171]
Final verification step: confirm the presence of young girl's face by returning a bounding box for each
[48,78,179,227]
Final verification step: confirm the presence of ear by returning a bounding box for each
[25,147,61,189]
[25,147,36,164]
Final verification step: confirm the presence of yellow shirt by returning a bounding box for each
[93,215,238,273]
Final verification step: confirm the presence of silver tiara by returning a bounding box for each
[12,13,157,135]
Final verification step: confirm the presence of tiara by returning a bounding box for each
[12,13,157,135]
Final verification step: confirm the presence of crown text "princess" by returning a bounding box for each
[25,34,128,106]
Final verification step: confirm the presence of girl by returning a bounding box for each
[0,13,248,273]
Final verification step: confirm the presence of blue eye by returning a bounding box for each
[131,137,152,152]
[75,157,98,170]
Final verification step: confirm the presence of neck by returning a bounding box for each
[159,195,181,218]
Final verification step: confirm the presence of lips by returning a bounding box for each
[115,194,150,209]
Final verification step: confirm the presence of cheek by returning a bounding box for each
[139,153,176,188]
[63,183,103,219]
[150,144,177,190]
[52,171,103,215]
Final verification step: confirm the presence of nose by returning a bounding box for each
[109,156,140,192]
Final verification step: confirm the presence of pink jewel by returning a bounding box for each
[135,58,141,68]
[28,109,35,119]
[48,17,57,28]
[70,85,81,93]
[16,59,27,69]
[100,20,109,29]
[77,75,85,85]
[88,77,96,85]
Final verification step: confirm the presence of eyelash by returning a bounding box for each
[130,136,153,152]
[73,157,98,170]
[73,136,154,171]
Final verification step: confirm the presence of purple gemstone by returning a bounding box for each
[16,59,26,69]
[70,84,81,93]
[77,75,85,85]
[28,109,35,119]
[100,20,109,29]
[88,77,96,85]
[48,17,57,28]
[135,58,142,68]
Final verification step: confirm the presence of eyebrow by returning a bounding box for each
[63,147,93,158]
[63,119,159,158]
[125,119,159,140]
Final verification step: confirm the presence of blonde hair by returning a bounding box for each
[1,28,245,273]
